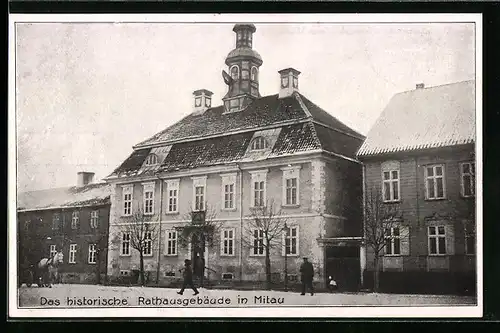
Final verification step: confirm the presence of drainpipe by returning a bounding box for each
[156,176,164,285]
[236,163,244,282]
[360,162,367,288]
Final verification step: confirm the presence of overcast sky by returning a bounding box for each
[15,20,475,192]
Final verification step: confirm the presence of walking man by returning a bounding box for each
[177,259,199,296]
[299,257,314,296]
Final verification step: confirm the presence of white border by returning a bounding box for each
[9,13,482,318]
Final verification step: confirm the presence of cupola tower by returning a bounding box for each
[221,24,263,113]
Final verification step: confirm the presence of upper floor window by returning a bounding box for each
[230,65,240,81]
[250,136,268,150]
[282,226,299,256]
[425,164,446,200]
[142,182,155,215]
[166,179,180,213]
[221,173,237,210]
[71,211,79,229]
[250,170,268,208]
[122,185,133,216]
[461,162,475,197]
[52,213,60,230]
[381,161,400,202]
[192,176,207,211]
[90,210,99,228]
[251,67,258,81]
[145,153,158,166]
[282,165,301,206]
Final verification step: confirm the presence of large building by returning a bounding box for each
[17,172,112,285]
[105,24,365,290]
[356,81,476,294]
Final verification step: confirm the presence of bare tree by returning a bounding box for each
[243,199,288,290]
[363,188,406,292]
[117,209,159,286]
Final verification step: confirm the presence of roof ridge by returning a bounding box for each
[396,79,475,95]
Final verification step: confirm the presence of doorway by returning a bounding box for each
[325,245,360,292]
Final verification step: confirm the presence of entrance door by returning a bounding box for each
[190,233,205,278]
[325,246,360,292]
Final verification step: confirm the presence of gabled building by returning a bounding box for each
[356,81,476,294]
[17,172,112,285]
[105,24,365,290]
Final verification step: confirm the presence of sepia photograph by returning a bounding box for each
[8,14,482,318]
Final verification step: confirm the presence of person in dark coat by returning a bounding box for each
[299,257,314,296]
[177,259,199,296]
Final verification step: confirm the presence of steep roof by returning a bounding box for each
[109,93,365,179]
[17,182,112,212]
[357,80,475,157]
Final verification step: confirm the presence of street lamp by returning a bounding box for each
[283,221,289,292]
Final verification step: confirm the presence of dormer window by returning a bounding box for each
[251,136,268,150]
[205,97,211,108]
[230,65,240,80]
[251,67,258,81]
[145,153,158,166]
[195,97,202,107]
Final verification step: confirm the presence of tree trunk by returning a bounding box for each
[139,252,145,286]
[373,256,380,293]
[265,247,271,290]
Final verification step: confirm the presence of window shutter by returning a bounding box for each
[446,224,455,255]
[281,230,286,256]
[400,225,410,256]
[220,230,224,255]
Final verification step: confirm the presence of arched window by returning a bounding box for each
[251,136,268,150]
[230,65,240,80]
[251,67,258,81]
[145,153,158,166]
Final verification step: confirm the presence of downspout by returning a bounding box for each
[237,163,244,281]
[156,176,164,285]
[360,162,367,289]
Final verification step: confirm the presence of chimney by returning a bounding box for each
[77,172,95,187]
[278,68,301,99]
[416,83,425,89]
[192,89,213,115]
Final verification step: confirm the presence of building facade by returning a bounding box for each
[17,172,112,285]
[105,24,365,290]
[356,81,476,294]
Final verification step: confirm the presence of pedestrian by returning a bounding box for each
[177,259,199,296]
[328,276,338,293]
[299,257,314,296]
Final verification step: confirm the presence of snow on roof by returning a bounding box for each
[17,182,112,212]
[357,80,475,157]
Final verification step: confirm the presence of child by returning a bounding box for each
[328,276,338,293]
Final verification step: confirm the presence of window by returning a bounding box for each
[192,176,207,211]
[90,210,99,228]
[428,226,447,255]
[282,165,301,206]
[69,244,77,264]
[24,220,30,232]
[461,162,475,197]
[165,230,177,256]
[166,179,180,213]
[121,233,131,256]
[425,165,446,199]
[385,227,401,255]
[283,226,299,256]
[195,97,202,107]
[122,185,133,216]
[381,161,400,202]
[71,211,79,229]
[205,97,211,108]
[88,244,97,264]
[251,67,258,81]
[222,273,234,280]
[52,213,60,230]
[143,231,152,256]
[221,228,235,256]
[250,170,267,208]
[221,173,236,210]
[250,136,268,150]
[145,154,158,166]
[49,244,57,258]
[252,229,265,256]
[465,222,476,255]
[230,65,240,80]
[142,182,155,215]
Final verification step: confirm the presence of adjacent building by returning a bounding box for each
[105,24,365,290]
[356,81,476,294]
[17,172,112,284]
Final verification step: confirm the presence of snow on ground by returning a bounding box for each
[18,284,477,308]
